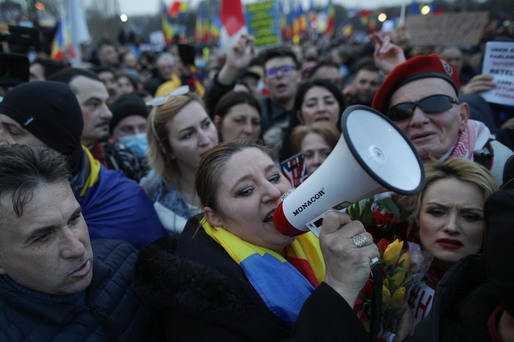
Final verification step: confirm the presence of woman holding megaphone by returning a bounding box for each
[134,140,381,341]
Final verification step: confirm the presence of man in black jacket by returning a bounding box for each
[0,144,162,340]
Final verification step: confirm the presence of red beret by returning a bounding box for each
[372,54,460,115]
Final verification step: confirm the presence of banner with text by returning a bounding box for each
[244,0,281,48]
[405,11,488,46]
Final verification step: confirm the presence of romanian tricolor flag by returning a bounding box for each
[161,2,174,45]
[168,1,188,18]
[308,0,316,33]
[195,4,207,43]
[278,0,287,40]
[342,20,353,39]
[325,0,335,36]
[50,10,75,61]
[201,217,324,326]
[210,15,221,43]
[290,0,307,38]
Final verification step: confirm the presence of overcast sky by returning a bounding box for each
[118,0,408,16]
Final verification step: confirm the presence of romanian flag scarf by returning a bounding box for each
[201,217,325,326]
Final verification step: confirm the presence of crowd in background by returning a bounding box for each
[0,13,514,341]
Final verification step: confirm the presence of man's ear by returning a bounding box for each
[203,207,224,228]
[458,102,470,132]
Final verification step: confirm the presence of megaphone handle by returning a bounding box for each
[369,263,383,342]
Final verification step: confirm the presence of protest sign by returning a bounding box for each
[244,0,280,48]
[481,41,514,106]
[405,12,488,46]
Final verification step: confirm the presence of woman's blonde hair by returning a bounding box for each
[408,158,498,224]
[146,92,205,186]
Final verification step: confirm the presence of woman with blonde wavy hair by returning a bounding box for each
[140,87,218,234]
[406,157,497,329]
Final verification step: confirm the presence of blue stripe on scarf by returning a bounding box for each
[240,253,314,326]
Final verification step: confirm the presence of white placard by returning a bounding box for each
[481,41,514,106]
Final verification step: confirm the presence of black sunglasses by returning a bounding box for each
[387,94,459,121]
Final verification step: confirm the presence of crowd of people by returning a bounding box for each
[0,17,514,341]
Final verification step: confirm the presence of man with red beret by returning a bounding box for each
[372,53,513,186]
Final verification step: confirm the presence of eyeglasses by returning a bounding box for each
[265,65,296,78]
[387,94,458,122]
[147,85,190,142]
[145,85,190,107]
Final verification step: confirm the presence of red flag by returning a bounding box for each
[219,0,247,53]
[220,0,245,36]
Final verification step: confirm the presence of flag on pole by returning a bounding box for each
[168,1,188,18]
[325,0,335,36]
[161,2,174,45]
[219,0,247,53]
[50,8,75,61]
[277,0,287,40]
[195,5,207,43]
[67,0,90,66]
[210,15,221,43]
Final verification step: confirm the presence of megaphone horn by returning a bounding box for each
[274,105,425,237]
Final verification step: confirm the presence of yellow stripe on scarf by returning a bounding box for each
[79,146,101,197]
[200,217,325,283]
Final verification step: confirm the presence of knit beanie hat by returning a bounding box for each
[485,184,514,315]
[110,94,148,133]
[372,54,461,116]
[0,81,84,172]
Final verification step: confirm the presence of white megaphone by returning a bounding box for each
[274,105,424,237]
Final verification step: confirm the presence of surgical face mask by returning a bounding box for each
[119,133,148,158]
[195,57,206,69]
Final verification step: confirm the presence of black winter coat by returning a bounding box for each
[134,215,368,342]
[0,239,162,341]
[406,254,501,342]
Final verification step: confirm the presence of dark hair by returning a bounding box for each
[277,79,344,161]
[0,144,70,218]
[261,47,300,70]
[116,72,140,90]
[307,61,340,80]
[213,91,261,120]
[88,65,117,77]
[97,39,117,50]
[213,91,262,141]
[49,67,101,85]
[196,140,274,211]
[353,56,378,73]
[31,57,69,79]
[293,79,345,121]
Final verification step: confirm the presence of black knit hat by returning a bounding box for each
[110,94,148,133]
[485,185,514,315]
[0,81,84,171]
